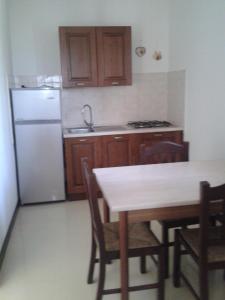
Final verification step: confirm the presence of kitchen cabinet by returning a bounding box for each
[64,137,102,199]
[102,134,131,167]
[59,27,98,88]
[96,27,131,86]
[64,130,183,199]
[130,131,183,165]
[59,26,131,88]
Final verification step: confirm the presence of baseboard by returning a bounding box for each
[0,203,19,270]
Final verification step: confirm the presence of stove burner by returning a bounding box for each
[127,120,172,128]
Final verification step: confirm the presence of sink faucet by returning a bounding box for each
[81,104,94,131]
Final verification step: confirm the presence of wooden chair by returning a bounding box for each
[81,157,165,300]
[173,181,225,300]
[139,141,199,278]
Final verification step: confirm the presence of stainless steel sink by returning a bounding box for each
[67,127,92,134]
[66,125,127,134]
[94,125,127,132]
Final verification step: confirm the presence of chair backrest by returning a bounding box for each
[139,141,189,165]
[81,157,106,253]
[199,181,225,263]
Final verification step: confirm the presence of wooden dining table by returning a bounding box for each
[93,160,225,300]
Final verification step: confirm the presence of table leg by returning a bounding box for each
[119,211,129,300]
[103,198,110,223]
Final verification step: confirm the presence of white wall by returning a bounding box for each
[167,70,185,127]
[169,0,225,160]
[9,0,169,76]
[0,0,18,251]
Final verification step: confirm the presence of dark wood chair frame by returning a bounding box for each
[139,141,199,278]
[173,181,225,300]
[81,157,165,300]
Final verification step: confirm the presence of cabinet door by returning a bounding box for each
[102,135,131,167]
[59,27,98,88]
[141,131,183,146]
[64,137,101,195]
[96,27,132,86]
[131,131,183,165]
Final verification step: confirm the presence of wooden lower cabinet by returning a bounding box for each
[141,131,182,146]
[64,130,183,199]
[102,134,131,167]
[130,131,183,165]
[64,137,102,199]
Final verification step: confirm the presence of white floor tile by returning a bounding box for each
[0,201,224,300]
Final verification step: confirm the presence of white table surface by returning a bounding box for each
[93,160,225,212]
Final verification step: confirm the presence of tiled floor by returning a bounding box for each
[0,201,224,300]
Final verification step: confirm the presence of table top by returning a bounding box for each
[93,160,225,212]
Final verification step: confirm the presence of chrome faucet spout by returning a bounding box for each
[81,104,94,130]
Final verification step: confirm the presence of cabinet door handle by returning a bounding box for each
[79,139,87,142]
[153,133,163,137]
[111,81,119,85]
[76,82,85,86]
[114,136,123,140]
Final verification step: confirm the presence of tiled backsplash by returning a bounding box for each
[61,73,168,128]
[9,71,185,128]
[8,75,61,88]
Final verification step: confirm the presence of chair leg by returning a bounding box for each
[173,229,181,287]
[140,255,147,274]
[96,259,106,300]
[157,247,165,300]
[224,269,225,280]
[199,268,208,300]
[87,236,97,284]
[162,224,169,278]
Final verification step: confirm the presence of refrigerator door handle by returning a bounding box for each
[15,119,61,125]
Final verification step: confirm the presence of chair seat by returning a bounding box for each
[180,227,225,263]
[104,222,159,252]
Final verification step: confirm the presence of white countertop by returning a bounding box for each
[63,125,183,138]
[93,160,225,212]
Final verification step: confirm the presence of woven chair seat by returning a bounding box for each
[180,227,225,263]
[104,222,159,252]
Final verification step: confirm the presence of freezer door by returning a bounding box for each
[15,123,65,204]
[12,89,61,121]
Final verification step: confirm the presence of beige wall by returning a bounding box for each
[0,0,18,251]
[8,0,173,126]
[8,0,170,76]
[169,0,225,160]
[167,70,185,127]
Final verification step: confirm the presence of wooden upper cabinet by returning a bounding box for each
[59,26,132,87]
[96,27,132,86]
[59,27,98,88]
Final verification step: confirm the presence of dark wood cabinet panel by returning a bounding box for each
[96,27,132,86]
[59,27,98,88]
[102,135,131,167]
[141,131,183,146]
[130,131,183,165]
[59,26,132,87]
[64,137,101,196]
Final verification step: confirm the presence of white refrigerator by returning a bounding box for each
[11,88,65,204]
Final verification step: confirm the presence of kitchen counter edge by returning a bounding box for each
[63,126,183,138]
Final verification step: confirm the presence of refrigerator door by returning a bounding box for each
[12,89,61,121]
[15,122,65,204]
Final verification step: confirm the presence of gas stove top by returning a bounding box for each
[127,120,172,129]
